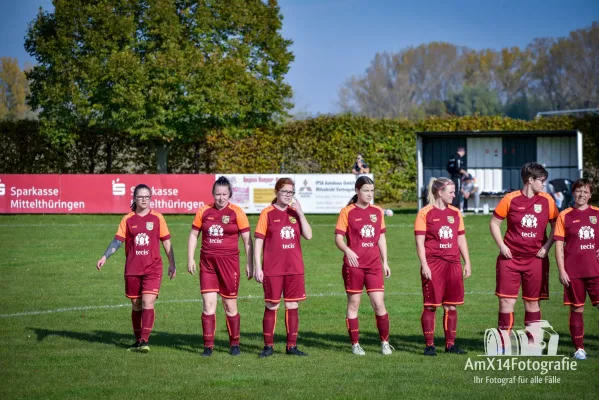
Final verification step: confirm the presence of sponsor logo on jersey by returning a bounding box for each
[578,226,595,240]
[289,216,297,224]
[135,233,150,254]
[438,226,453,240]
[521,214,538,229]
[280,226,295,240]
[370,214,377,223]
[447,216,455,224]
[360,224,376,238]
[146,222,153,231]
[590,216,597,225]
[208,224,224,237]
[534,204,542,213]
[222,215,230,224]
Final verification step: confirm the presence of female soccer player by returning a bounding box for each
[335,176,392,356]
[254,178,312,358]
[415,177,471,356]
[554,178,599,360]
[96,184,176,353]
[490,163,557,337]
[188,176,253,356]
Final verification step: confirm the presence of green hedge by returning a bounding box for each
[2,115,599,203]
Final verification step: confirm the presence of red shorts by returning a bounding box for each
[422,258,464,307]
[342,265,384,294]
[125,273,162,299]
[263,274,306,303]
[199,253,240,299]
[495,256,549,301]
[564,276,599,307]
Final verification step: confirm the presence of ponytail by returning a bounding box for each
[427,177,454,205]
[347,194,358,206]
[427,177,436,205]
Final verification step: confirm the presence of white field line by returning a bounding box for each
[0,290,561,318]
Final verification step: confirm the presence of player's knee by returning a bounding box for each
[131,299,142,311]
[523,300,540,312]
[425,306,436,312]
[571,306,584,313]
[265,302,279,311]
[222,300,238,316]
[284,301,298,310]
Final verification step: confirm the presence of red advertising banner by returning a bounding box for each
[0,175,216,214]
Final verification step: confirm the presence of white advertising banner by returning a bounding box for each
[217,174,373,214]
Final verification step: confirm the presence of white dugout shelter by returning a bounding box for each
[416,130,583,210]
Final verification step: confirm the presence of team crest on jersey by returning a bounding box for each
[447,216,454,224]
[591,216,597,225]
[289,216,297,224]
[222,215,230,224]
[534,204,542,213]
[370,214,377,223]
[146,222,154,231]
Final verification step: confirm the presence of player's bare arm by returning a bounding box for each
[554,241,570,287]
[162,239,176,279]
[489,216,512,258]
[241,231,254,280]
[293,198,313,240]
[187,229,200,275]
[415,235,431,280]
[253,238,264,283]
[335,234,359,267]
[96,238,123,270]
[537,220,556,258]
[378,233,390,278]
[457,235,472,279]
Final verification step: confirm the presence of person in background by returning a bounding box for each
[447,147,467,208]
[352,153,370,175]
[460,174,480,214]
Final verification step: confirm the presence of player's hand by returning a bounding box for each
[254,267,264,283]
[536,246,548,259]
[500,244,513,259]
[345,248,359,267]
[292,197,303,214]
[559,270,570,287]
[421,265,432,280]
[96,256,106,271]
[187,259,196,275]
[168,264,176,280]
[383,262,391,278]
[246,263,253,280]
[463,262,472,279]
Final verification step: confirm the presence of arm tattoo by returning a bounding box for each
[103,239,122,259]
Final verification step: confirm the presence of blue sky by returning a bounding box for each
[1,0,598,114]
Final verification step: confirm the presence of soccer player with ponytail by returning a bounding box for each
[415,177,471,356]
[254,178,313,357]
[96,184,176,353]
[335,176,392,356]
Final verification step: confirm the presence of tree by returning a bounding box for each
[0,57,31,120]
[445,84,502,116]
[25,0,294,172]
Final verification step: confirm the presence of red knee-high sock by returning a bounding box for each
[421,308,436,347]
[132,310,142,341]
[140,309,155,342]
[376,314,390,342]
[444,309,457,348]
[569,311,584,350]
[226,313,241,347]
[346,318,360,345]
[263,308,277,346]
[202,313,216,349]
[498,312,514,331]
[285,308,299,349]
[525,310,541,326]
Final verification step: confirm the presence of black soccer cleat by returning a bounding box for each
[445,345,467,354]
[229,345,241,356]
[259,345,274,358]
[424,345,437,356]
[127,340,141,352]
[201,347,213,357]
[286,346,308,356]
[138,340,150,353]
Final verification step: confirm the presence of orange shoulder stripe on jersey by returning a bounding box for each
[493,191,521,219]
[554,207,574,239]
[150,210,171,239]
[255,205,274,237]
[591,206,599,212]
[192,204,212,229]
[230,203,250,231]
[115,212,135,240]
[335,204,354,234]
[538,192,558,219]
[414,205,433,233]
[371,205,386,230]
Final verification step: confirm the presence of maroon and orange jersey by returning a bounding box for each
[192,203,250,256]
[115,210,171,276]
[414,205,465,263]
[335,204,386,269]
[554,206,599,279]
[493,191,558,258]
[255,205,304,276]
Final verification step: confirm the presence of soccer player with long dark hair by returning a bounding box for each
[554,178,599,360]
[254,177,312,357]
[415,177,471,356]
[96,184,176,353]
[188,176,253,356]
[335,176,392,356]
[490,163,558,341]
